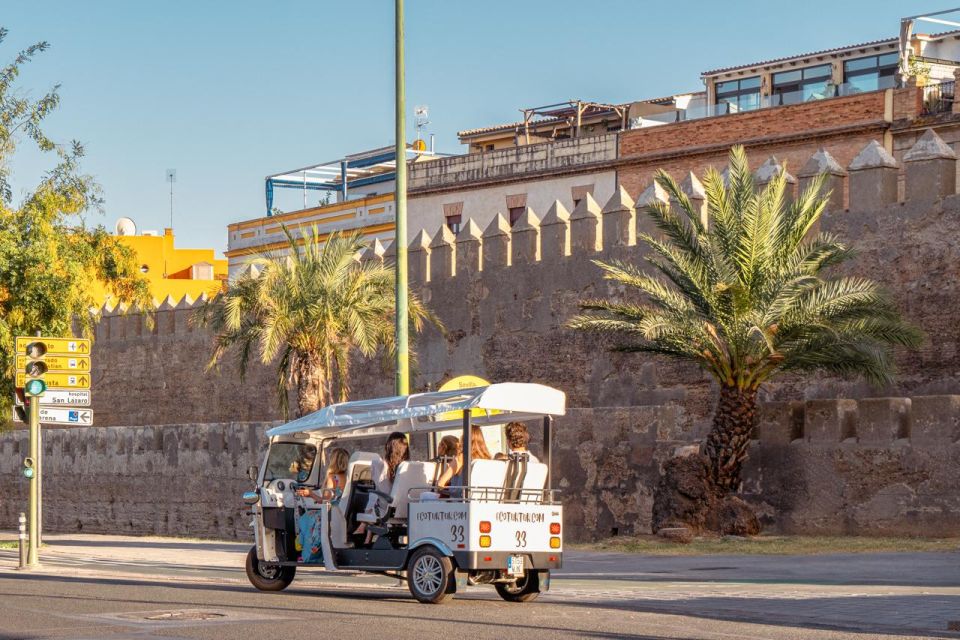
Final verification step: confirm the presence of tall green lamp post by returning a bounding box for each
[394,0,410,396]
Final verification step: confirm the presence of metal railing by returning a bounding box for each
[634,83,890,129]
[922,80,955,115]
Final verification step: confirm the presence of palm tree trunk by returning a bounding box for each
[295,353,326,417]
[704,385,757,493]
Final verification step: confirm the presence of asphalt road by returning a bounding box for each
[1,535,958,639]
[0,571,948,640]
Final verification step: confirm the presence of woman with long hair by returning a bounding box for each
[437,425,491,489]
[356,432,410,540]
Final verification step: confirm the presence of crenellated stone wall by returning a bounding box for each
[7,129,960,539]
[2,395,957,541]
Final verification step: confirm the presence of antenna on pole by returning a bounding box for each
[414,105,430,151]
[166,169,176,230]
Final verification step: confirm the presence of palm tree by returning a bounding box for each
[197,227,436,418]
[570,146,920,496]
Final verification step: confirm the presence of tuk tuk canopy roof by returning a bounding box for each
[265,383,566,439]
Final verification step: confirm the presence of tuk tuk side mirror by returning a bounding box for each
[247,465,259,481]
[242,490,260,506]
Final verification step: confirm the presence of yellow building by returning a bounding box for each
[92,224,228,306]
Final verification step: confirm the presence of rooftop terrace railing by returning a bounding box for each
[635,83,886,128]
[922,80,955,115]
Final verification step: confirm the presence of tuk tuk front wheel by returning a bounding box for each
[407,546,456,604]
[495,570,541,602]
[245,545,296,591]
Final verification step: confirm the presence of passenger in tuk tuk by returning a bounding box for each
[355,432,409,540]
[505,422,539,462]
[436,425,492,489]
[296,447,349,504]
[434,435,461,479]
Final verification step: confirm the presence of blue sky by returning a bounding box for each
[4,0,920,255]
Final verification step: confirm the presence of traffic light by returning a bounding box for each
[22,456,35,479]
[22,340,48,397]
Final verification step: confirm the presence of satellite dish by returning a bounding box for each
[115,217,137,236]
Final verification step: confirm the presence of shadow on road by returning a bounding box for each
[2,571,956,639]
[45,537,242,552]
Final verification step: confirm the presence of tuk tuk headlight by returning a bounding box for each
[242,490,260,506]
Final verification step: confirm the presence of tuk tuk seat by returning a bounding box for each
[356,461,437,525]
[519,462,549,503]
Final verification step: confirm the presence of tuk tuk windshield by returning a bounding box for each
[264,442,317,482]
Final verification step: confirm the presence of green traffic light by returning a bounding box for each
[22,467,34,479]
[24,379,46,396]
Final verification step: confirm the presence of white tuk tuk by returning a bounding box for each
[242,382,565,604]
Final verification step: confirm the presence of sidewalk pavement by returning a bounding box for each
[2,532,960,638]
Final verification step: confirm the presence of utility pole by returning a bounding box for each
[394,0,409,397]
[166,169,176,231]
[27,387,39,566]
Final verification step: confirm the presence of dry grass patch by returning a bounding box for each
[572,535,960,556]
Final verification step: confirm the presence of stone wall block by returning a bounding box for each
[511,207,541,265]
[797,148,847,212]
[601,185,636,251]
[429,225,456,282]
[804,399,858,443]
[482,213,511,270]
[910,395,960,445]
[175,294,199,335]
[635,181,669,237]
[360,238,386,265]
[96,303,115,340]
[569,192,603,253]
[755,401,804,444]
[408,232,431,285]
[155,295,176,336]
[108,304,127,341]
[857,397,911,445]
[847,140,899,211]
[455,218,483,276]
[677,171,708,226]
[127,307,144,338]
[540,200,571,262]
[903,128,957,203]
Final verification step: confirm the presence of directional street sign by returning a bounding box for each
[15,336,91,356]
[15,371,90,389]
[36,390,91,407]
[37,407,93,427]
[15,354,90,372]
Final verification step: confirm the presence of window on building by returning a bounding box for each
[715,75,761,113]
[843,52,899,94]
[508,206,525,226]
[772,64,833,105]
[446,214,462,234]
[485,143,495,151]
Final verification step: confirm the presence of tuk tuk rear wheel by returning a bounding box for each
[407,546,455,604]
[245,545,296,591]
[495,570,541,602]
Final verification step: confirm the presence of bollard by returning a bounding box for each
[18,513,27,570]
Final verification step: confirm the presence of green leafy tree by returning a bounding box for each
[0,28,151,418]
[570,146,920,495]
[197,227,437,418]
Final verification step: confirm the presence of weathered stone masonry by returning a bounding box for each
[1,396,958,541]
[4,131,960,540]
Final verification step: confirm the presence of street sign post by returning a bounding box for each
[14,334,94,569]
[37,407,93,427]
[15,355,90,371]
[35,390,91,407]
[15,337,90,355]
[15,372,90,389]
